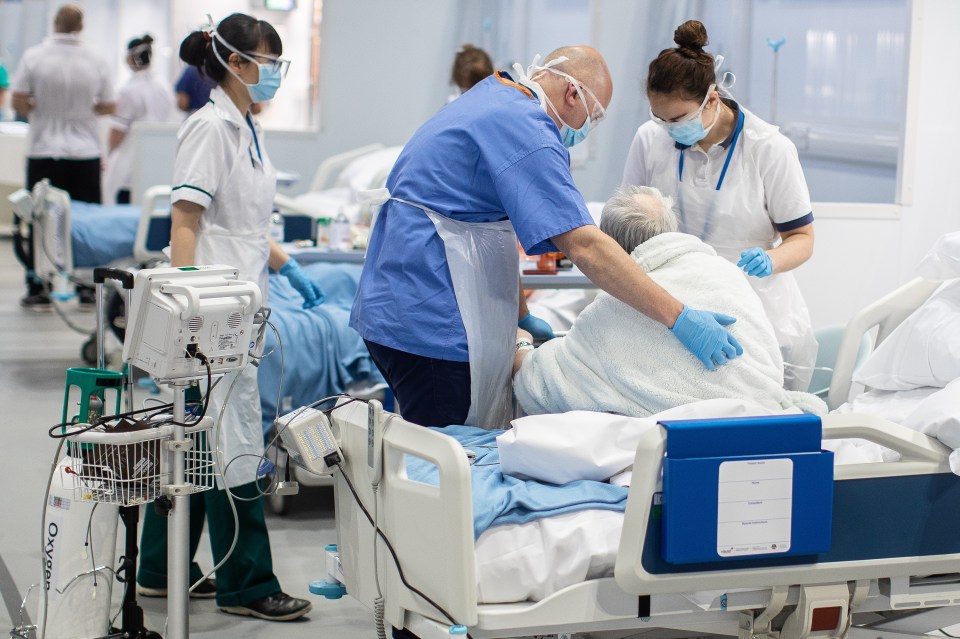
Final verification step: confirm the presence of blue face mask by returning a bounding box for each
[210,28,288,103]
[560,117,590,148]
[514,55,605,149]
[650,84,719,147]
[248,64,282,102]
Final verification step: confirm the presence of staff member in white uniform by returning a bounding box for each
[10,4,115,310]
[136,13,320,622]
[105,34,175,204]
[622,20,818,391]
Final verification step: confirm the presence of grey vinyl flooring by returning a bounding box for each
[0,237,374,637]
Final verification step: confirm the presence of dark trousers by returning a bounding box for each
[16,157,102,293]
[138,481,281,607]
[364,339,471,427]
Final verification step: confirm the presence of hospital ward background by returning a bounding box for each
[1,0,960,638]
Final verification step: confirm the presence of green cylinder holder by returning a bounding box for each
[62,367,124,428]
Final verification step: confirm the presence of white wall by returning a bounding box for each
[793,0,960,330]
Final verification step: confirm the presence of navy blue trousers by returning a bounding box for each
[364,340,471,427]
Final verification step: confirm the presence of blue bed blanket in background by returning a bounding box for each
[259,262,384,432]
[407,425,629,539]
[71,202,141,267]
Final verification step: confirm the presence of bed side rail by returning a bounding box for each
[828,277,940,410]
[615,413,958,596]
[133,185,172,264]
[330,401,478,629]
[309,143,384,192]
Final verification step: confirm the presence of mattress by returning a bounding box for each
[472,398,924,604]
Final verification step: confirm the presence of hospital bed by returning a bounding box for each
[8,181,384,423]
[273,144,403,226]
[314,273,960,639]
[321,399,960,639]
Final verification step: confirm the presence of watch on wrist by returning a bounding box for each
[516,338,534,352]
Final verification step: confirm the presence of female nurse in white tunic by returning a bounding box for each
[622,20,817,391]
[137,13,320,622]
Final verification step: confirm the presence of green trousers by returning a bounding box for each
[137,481,281,607]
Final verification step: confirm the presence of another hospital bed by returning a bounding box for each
[320,399,960,639]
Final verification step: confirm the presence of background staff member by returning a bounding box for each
[10,4,115,311]
[622,20,818,391]
[351,45,744,433]
[105,34,175,204]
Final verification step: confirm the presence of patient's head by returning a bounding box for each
[600,185,678,253]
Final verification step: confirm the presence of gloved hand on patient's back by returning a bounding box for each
[737,247,773,278]
[670,306,743,370]
[280,258,325,309]
[518,312,556,342]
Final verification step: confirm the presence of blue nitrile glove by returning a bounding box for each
[280,258,325,309]
[671,306,744,370]
[737,247,773,278]
[518,312,556,342]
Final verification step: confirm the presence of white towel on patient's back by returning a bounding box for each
[513,232,825,417]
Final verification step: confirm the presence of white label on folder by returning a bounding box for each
[717,458,792,557]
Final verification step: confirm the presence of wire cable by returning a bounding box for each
[335,459,472,639]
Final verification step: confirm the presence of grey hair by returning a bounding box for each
[599,185,679,253]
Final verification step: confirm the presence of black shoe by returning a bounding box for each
[136,577,217,599]
[220,591,312,621]
[20,292,52,312]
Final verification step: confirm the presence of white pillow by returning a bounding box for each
[853,280,960,390]
[916,231,960,280]
[902,377,960,449]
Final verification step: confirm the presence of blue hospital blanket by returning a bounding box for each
[70,202,141,267]
[408,425,629,539]
[259,262,385,432]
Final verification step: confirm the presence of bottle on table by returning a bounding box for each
[329,208,351,251]
[269,211,285,243]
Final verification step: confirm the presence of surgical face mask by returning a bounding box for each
[513,55,606,148]
[649,84,719,146]
[210,28,290,103]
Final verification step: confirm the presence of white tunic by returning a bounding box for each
[621,104,818,391]
[171,85,276,488]
[10,34,113,159]
[104,69,175,197]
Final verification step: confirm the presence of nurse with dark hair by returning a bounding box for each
[135,13,317,622]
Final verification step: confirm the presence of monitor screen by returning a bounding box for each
[264,0,296,10]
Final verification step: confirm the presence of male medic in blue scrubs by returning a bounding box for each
[350,45,744,430]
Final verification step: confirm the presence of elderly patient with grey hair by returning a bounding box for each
[512,185,825,417]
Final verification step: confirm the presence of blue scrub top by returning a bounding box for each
[350,73,594,362]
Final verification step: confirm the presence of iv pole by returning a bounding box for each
[766,36,786,124]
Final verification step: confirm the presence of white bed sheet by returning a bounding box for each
[474,509,623,603]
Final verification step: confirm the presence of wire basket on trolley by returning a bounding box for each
[62,424,170,506]
[183,420,217,493]
[62,417,216,505]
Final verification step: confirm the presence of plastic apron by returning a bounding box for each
[361,189,518,429]
[675,112,818,392]
[194,127,274,489]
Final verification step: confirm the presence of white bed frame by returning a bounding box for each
[327,398,960,639]
[827,277,942,410]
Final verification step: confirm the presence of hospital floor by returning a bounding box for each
[0,238,374,638]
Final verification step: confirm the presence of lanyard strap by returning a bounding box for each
[495,70,534,99]
[245,114,263,165]
[678,108,745,191]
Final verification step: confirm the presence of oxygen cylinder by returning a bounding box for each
[38,458,119,639]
